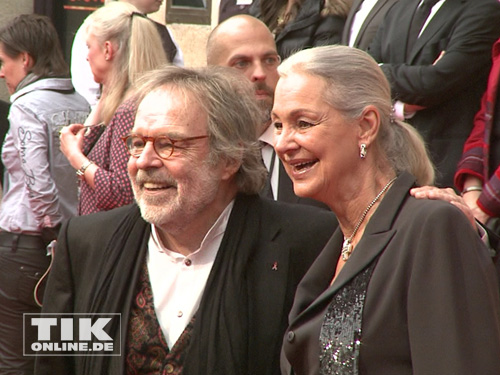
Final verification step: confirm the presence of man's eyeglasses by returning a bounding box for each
[122,134,209,160]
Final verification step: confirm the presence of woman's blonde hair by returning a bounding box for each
[278,45,435,186]
[84,2,168,124]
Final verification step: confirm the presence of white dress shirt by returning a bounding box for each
[147,200,234,348]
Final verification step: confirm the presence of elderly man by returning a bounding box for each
[34,66,336,375]
[207,15,325,207]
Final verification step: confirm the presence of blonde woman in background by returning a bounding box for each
[60,1,169,215]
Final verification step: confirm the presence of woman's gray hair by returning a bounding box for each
[132,65,267,194]
[278,45,435,186]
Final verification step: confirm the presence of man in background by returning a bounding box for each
[207,15,326,207]
[368,0,500,187]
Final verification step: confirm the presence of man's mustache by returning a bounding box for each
[254,82,274,96]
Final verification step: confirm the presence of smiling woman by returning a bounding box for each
[275,45,500,375]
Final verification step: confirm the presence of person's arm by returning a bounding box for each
[406,203,500,374]
[454,98,488,185]
[91,101,136,211]
[410,185,499,256]
[379,1,500,107]
[9,104,64,230]
[59,123,98,189]
[460,175,491,224]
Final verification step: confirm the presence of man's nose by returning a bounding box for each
[135,141,163,169]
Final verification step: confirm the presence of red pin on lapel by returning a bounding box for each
[272,261,278,271]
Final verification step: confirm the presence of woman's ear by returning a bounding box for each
[21,52,34,71]
[357,105,380,147]
[103,41,114,62]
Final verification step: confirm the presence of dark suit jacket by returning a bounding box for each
[341,0,399,50]
[282,172,500,374]
[36,195,337,375]
[368,0,500,187]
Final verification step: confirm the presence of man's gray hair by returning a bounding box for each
[132,65,267,194]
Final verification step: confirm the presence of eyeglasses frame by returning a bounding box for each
[121,133,209,160]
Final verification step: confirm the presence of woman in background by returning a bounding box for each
[60,1,168,215]
[250,0,353,59]
[0,14,89,374]
[272,45,500,374]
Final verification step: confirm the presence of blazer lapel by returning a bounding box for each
[408,0,465,62]
[291,173,416,324]
[243,197,293,374]
[386,0,420,61]
[353,0,391,47]
[342,0,364,45]
[298,230,396,321]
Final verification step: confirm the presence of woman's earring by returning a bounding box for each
[360,143,367,159]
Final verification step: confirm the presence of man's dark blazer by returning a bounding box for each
[282,172,500,374]
[35,194,337,375]
[341,0,399,50]
[368,0,500,187]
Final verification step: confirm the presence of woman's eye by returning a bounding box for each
[273,121,283,131]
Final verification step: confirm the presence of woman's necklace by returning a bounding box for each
[341,176,397,261]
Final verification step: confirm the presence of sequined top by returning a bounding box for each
[319,262,376,375]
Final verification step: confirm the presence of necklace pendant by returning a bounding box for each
[341,238,353,261]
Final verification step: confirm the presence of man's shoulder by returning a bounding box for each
[67,204,141,234]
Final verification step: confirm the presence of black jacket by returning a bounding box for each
[250,0,350,59]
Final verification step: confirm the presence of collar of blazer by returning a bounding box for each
[290,172,415,323]
[350,0,399,47]
[406,0,465,63]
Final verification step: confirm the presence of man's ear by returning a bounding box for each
[357,105,380,147]
[220,156,242,181]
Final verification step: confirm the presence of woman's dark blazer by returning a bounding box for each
[282,172,500,375]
